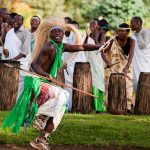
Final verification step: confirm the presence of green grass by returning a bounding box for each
[0,111,150,148]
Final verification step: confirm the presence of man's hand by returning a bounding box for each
[105,61,113,68]
[63,62,67,69]
[45,74,54,83]
[3,49,9,58]
[46,74,52,79]
[93,32,100,44]
[123,65,129,76]
[86,25,91,37]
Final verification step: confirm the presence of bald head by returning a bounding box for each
[0,8,10,22]
[0,8,9,16]
[132,17,143,25]
[130,16,143,32]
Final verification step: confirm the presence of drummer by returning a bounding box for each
[101,23,135,112]
[3,14,31,97]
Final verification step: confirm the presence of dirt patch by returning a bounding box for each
[0,144,149,150]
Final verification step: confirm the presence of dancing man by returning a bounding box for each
[2,18,102,150]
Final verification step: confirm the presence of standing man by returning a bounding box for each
[30,16,41,52]
[0,8,10,43]
[3,14,31,97]
[0,8,10,58]
[102,23,135,112]
[130,17,150,91]
[2,18,102,150]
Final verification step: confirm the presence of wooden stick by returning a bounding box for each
[96,37,115,55]
[4,63,98,98]
[104,62,120,69]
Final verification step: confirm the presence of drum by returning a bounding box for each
[107,73,127,114]
[0,60,20,110]
[134,72,150,115]
[72,62,92,114]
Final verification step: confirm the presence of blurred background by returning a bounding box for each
[1,0,150,29]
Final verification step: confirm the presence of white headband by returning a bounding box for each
[48,25,64,32]
[118,27,130,30]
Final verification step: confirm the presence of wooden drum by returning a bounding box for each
[72,62,92,114]
[134,72,150,115]
[0,60,20,110]
[108,73,127,114]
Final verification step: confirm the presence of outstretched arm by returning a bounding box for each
[63,43,101,52]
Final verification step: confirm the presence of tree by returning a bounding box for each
[0,0,35,28]
[64,0,103,24]
[23,0,69,18]
[0,0,8,7]
[143,0,150,5]
[89,0,149,29]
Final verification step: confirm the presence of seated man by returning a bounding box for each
[2,18,101,150]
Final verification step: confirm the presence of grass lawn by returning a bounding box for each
[0,111,150,149]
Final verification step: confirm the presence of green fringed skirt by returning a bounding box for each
[92,86,106,112]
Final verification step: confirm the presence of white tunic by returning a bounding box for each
[85,37,105,92]
[132,29,150,91]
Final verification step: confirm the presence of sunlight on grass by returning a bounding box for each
[0,111,150,148]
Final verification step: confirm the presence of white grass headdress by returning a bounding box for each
[32,17,82,61]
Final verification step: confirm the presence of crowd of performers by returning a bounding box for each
[1,7,150,150]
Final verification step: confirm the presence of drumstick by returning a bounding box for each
[105,62,120,69]
[96,37,115,55]
[65,68,69,75]
[4,63,98,98]
[63,62,69,75]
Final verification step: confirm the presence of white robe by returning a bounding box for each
[37,84,69,132]
[0,46,3,59]
[85,37,105,92]
[132,34,150,91]
[4,28,31,98]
